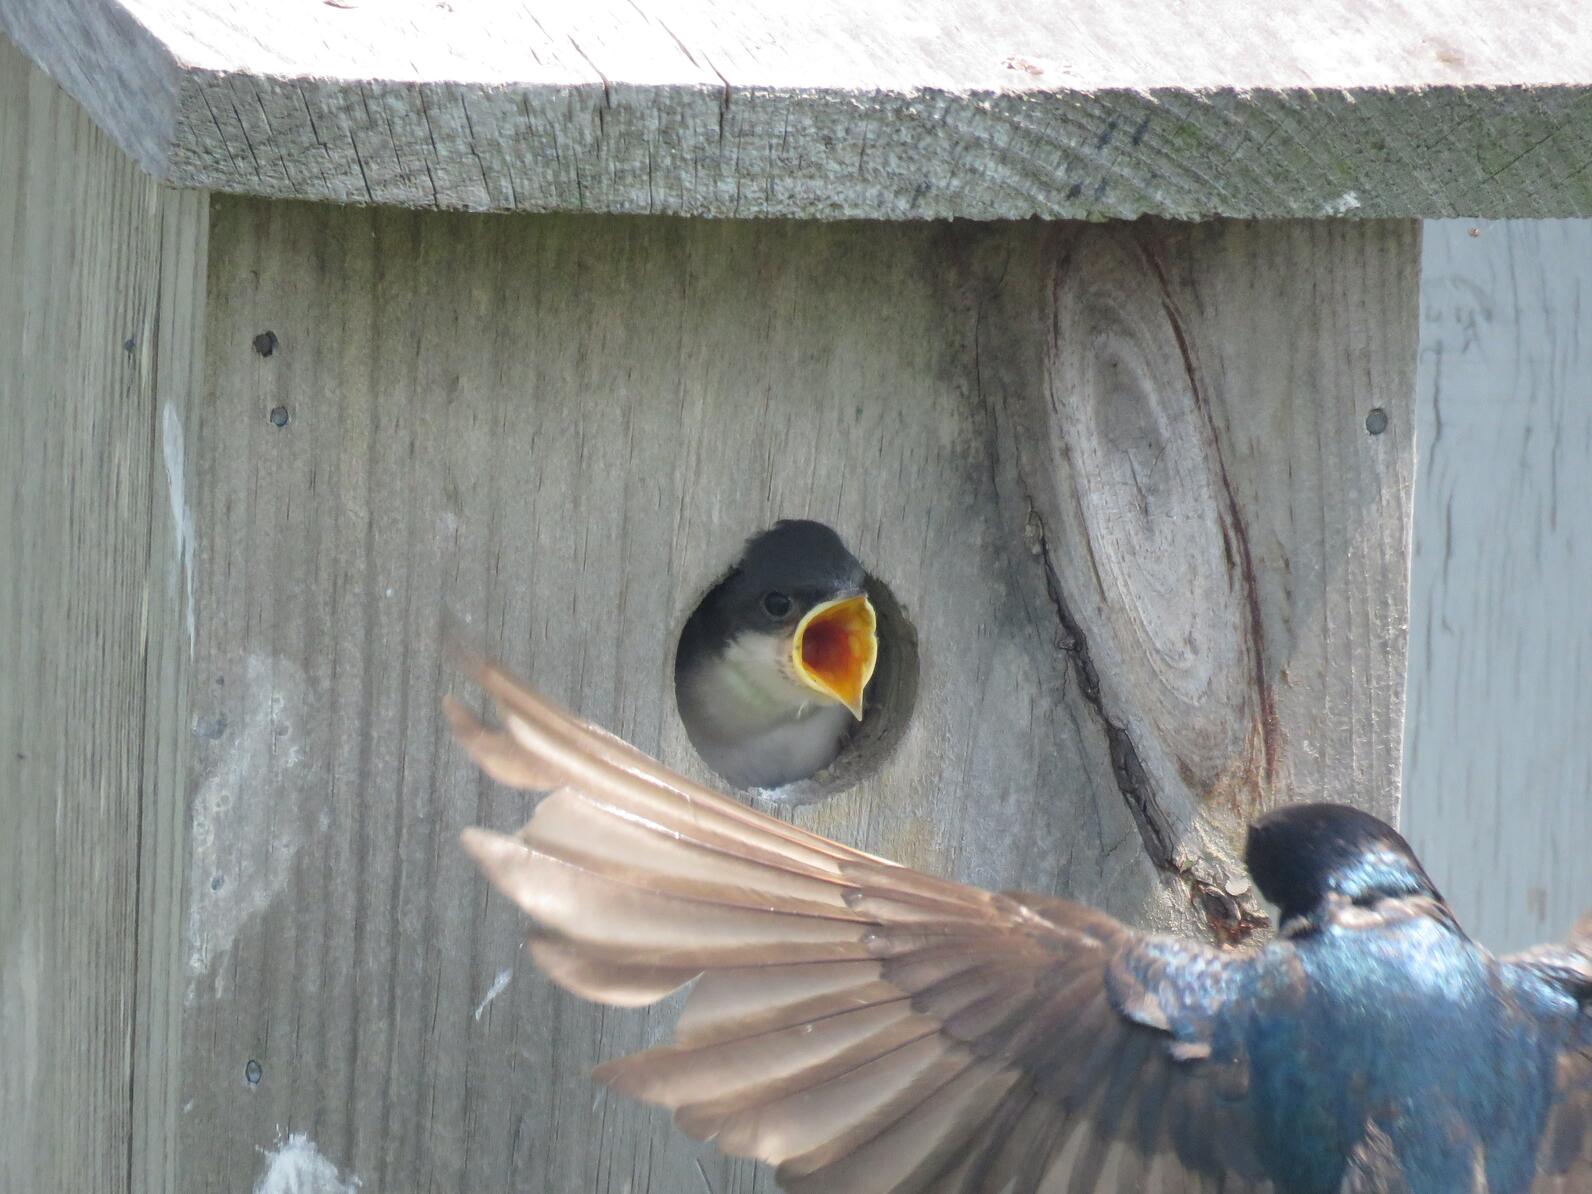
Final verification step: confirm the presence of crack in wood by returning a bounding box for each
[1022,505,1179,871]
[969,254,1182,878]
[1139,232,1280,791]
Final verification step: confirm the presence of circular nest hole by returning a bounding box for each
[672,535,918,806]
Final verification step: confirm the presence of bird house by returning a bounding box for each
[4,5,1585,1190]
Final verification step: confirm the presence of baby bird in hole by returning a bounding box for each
[673,520,878,789]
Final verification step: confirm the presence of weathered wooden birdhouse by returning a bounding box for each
[5,3,1590,1190]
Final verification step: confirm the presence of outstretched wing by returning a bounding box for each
[1506,915,1592,1192]
[453,659,1275,1193]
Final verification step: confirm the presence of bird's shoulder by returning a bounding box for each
[1502,915,1592,1190]
[1280,891,1464,941]
[1502,913,1592,1007]
[1005,889,1298,1087]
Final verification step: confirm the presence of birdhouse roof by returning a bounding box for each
[6,0,1592,219]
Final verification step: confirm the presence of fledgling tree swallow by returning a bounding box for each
[674,520,878,789]
[452,662,1592,1194]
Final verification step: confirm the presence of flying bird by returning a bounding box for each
[452,660,1592,1193]
[674,520,878,789]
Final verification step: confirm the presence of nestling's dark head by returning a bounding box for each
[700,520,867,641]
[1245,803,1443,925]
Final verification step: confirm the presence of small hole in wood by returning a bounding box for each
[269,405,290,428]
[244,1059,262,1086]
[1365,407,1389,435]
[673,524,918,805]
[252,330,279,357]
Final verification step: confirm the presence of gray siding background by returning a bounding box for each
[1404,219,1592,953]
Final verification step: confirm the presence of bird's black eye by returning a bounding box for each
[761,592,793,619]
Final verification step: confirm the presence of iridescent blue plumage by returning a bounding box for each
[1243,911,1548,1191]
[1121,803,1592,1193]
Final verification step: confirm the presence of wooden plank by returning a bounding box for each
[1402,219,1592,954]
[176,201,1415,1192]
[984,219,1418,870]
[0,0,178,175]
[0,34,207,1194]
[132,188,211,1194]
[4,0,1592,220]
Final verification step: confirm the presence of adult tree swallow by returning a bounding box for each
[452,661,1592,1193]
[674,520,878,789]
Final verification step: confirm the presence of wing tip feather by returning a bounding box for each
[461,825,531,880]
[443,692,485,738]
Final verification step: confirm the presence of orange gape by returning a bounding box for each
[793,593,877,718]
[800,615,861,684]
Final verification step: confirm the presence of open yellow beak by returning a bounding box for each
[791,593,878,720]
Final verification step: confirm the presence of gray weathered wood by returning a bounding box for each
[133,177,211,1194]
[1403,219,1592,954]
[5,0,1592,220]
[163,203,1416,1192]
[0,33,207,1194]
[0,33,1421,1188]
[986,221,1418,872]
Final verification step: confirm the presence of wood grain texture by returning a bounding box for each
[0,34,207,1194]
[132,184,211,1194]
[5,0,1592,219]
[1403,219,1592,955]
[986,221,1419,873]
[169,202,1416,1192]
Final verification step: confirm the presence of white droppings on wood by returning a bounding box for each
[472,968,512,1021]
[160,402,196,652]
[253,1133,361,1194]
[185,655,309,1004]
[1322,191,1362,215]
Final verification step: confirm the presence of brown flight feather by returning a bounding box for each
[452,658,1275,1193]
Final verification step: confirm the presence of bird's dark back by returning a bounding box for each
[1243,910,1561,1194]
